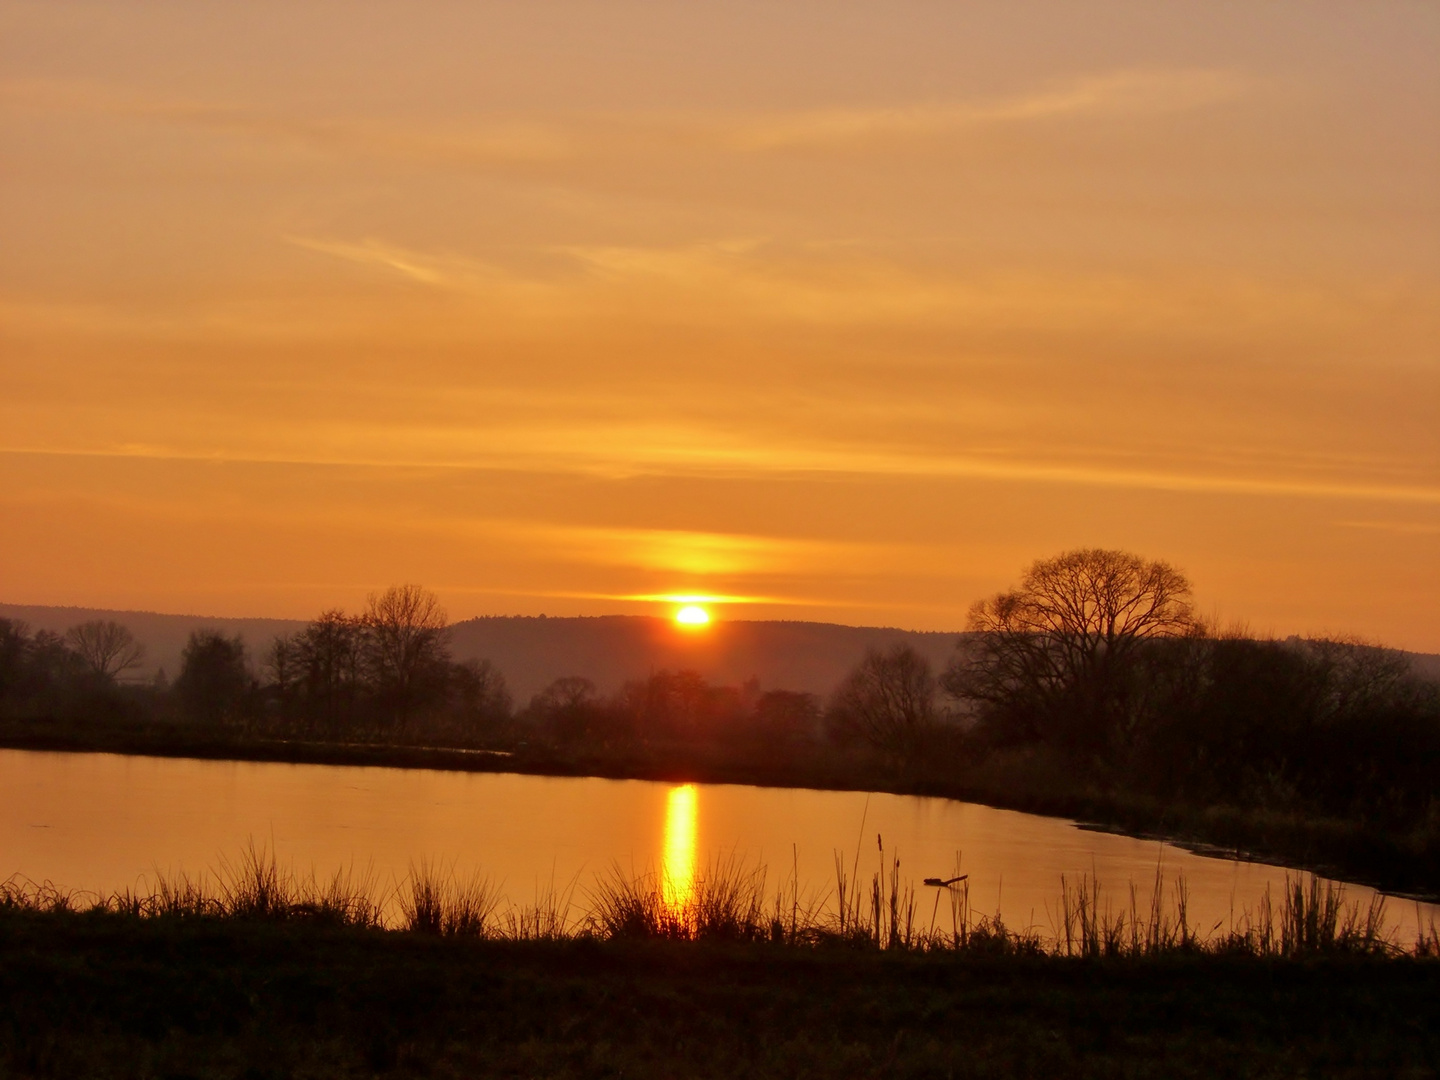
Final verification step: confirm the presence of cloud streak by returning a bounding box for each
[722,69,1250,151]
[1,67,1251,169]
[2,438,1435,507]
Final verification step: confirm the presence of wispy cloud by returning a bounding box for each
[0,78,572,166]
[721,69,1250,151]
[3,435,1437,507]
[284,236,495,288]
[272,232,1415,345]
[1335,519,1440,535]
[484,521,897,577]
[1,67,1250,168]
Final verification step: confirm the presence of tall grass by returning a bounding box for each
[1053,864,1194,958]
[399,859,503,937]
[2,842,384,928]
[3,844,1434,959]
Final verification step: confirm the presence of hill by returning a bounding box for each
[6,601,1437,705]
[0,603,305,685]
[0,603,959,701]
[447,615,960,701]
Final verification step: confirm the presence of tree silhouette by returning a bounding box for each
[945,548,1196,758]
[827,645,937,759]
[64,620,145,681]
[293,609,367,730]
[175,630,251,725]
[363,584,450,727]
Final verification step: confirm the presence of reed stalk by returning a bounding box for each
[3,847,1429,959]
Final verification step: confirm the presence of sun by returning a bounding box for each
[675,604,711,627]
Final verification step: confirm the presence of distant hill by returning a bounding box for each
[0,603,305,685]
[0,603,959,701]
[447,615,961,702]
[4,601,1437,705]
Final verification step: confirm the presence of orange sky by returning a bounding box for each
[2,2,1437,649]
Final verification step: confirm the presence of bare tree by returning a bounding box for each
[363,584,450,725]
[827,644,937,758]
[292,609,368,730]
[65,620,146,681]
[944,548,1197,756]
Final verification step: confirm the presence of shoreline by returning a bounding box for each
[3,721,1435,902]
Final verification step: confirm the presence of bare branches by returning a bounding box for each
[828,645,937,758]
[64,620,145,681]
[945,549,1197,757]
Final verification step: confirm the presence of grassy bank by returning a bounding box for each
[3,714,1438,901]
[3,857,1439,1079]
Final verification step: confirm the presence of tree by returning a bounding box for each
[827,645,937,759]
[363,585,450,726]
[447,659,512,729]
[65,620,145,681]
[944,548,1196,759]
[291,609,368,731]
[751,689,821,745]
[524,676,600,743]
[0,619,30,705]
[175,630,251,724]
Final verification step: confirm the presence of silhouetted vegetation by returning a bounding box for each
[936,552,1440,889]
[3,847,1438,1077]
[264,586,511,741]
[3,556,1439,895]
[5,843,1438,958]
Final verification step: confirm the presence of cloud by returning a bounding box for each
[3,433,1437,507]
[285,236,489,288]
[272,230,1421,347]
[1,67,1249,171]
[0,78,572,166]
[1335,519,1440,535]
[488,521,896,577]
[721,69,1251,152]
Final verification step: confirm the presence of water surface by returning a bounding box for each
[4,749,1434,942]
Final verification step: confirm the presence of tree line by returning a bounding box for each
[2,551,1437,831]
[828,549,1440,829]
[0,585,510,743]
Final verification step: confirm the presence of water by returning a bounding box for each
[3,748,1435,942]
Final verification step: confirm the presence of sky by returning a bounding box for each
[1,1,1437,649]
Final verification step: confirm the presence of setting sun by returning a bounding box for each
[675,605,711,627]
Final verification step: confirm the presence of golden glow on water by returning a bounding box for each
[3,750,1437,945]
[662,783,698,911]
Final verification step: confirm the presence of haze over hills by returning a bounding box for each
[446,616,961,702]
[6,602,1437,705]
[0,604,304,686]
[0,603,960,702]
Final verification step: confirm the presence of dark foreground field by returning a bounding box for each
[3,911,1439,1080]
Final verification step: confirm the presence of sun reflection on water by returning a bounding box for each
[662,783,697,911]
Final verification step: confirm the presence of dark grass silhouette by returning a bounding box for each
[3,846,1439,1078]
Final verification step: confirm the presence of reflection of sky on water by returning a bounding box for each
[662,784,697,911]
[4,749,1437,945]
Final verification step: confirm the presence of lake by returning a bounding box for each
[3,748,1434,943]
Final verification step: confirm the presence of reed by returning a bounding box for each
[587,856,772,942]
[2,847,1430,960]
[501,872,581,940]
[399,859,503,937]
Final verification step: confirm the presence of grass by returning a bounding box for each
[3,905,1439,1078]
[4,843,1433,960]
[3,846,1439,1077]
